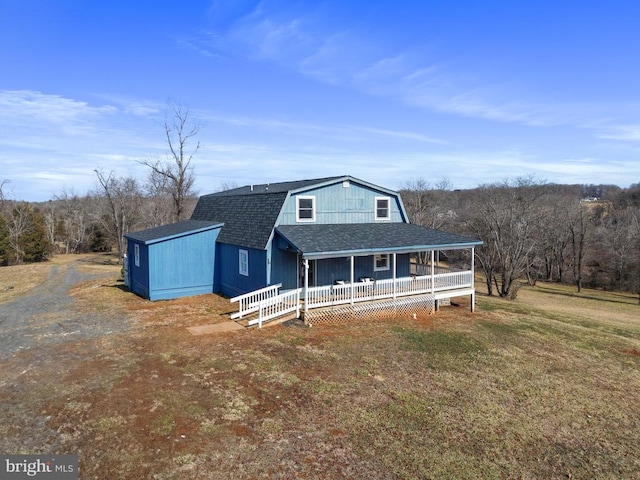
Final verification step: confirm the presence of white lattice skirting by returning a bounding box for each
[302,294,436,326]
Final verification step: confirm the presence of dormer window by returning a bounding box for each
[297,196,316,222]
[375,197,390,220]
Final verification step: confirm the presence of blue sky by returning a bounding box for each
[1,0,639,201]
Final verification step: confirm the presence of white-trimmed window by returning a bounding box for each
[296,196,316,222]
[374,254,390,271]
[375,197,390,220]
[239,249,249,276]
[134,244,140,267]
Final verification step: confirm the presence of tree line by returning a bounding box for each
[401,178,640,302]
[1,100,638,301]
[0,102,199,266]
[2,172,638,302]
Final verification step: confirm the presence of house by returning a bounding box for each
[125,176,483,325]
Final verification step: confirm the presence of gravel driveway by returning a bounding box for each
[0,261,131,361]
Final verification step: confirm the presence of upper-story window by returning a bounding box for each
[296,196,316,222]
[375,197,390,220]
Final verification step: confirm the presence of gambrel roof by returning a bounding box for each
[190,175,481,254]
[191,189,287,249]
[190,176,391,250]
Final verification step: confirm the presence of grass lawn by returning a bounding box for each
[1,256,639,479]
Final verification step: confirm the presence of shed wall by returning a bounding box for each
[146,227,219,301]
[127,240,150,299]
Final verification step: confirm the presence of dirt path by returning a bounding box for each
[0,260,131,361]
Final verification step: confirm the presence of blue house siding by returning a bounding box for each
[216,243,268,297]
[279,181,405,225]
[270,244,300,291]
[313,253,411,285]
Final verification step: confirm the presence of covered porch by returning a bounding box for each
[233,223,482,327]
[302,256,475,311]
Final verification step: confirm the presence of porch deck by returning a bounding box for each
[231,267,476,327]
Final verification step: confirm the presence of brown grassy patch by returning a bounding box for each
[0,263,52,304]
[2,258,640,478]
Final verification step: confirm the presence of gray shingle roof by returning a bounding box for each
[276,223,482,259]
[124,220,222,244]
[189,176,482,253]
[191,192,287,249]
[211,177,344,196]
[190,177,346,250]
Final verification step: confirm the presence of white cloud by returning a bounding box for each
[189,4,639,135]
[597,124,640,141]
[198,111,445,145]
[0,90,117,127]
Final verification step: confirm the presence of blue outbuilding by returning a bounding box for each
[124,220,223,301]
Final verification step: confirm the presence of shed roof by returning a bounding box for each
[124,220,223,245]
[276,223,483,260]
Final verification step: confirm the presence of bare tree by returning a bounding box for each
[139,101,199,222]
[567,201,592,293]
[94,170,143,259]
[463,177,548,299]
[7,203,29,264]
[0,179,9,215]
[402,177,455,230]
[55,190,94,253]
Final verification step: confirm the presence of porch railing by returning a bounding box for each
[248,288,302,328]
[305,270,472,309]
[230,269,473,325]
[230,283,282,319]
[410,264,457,276]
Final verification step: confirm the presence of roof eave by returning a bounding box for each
[125,222,224,245]
[302,240,483,260]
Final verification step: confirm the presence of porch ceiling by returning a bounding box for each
[276,223,482,260]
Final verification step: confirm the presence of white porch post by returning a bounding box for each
[392,253,397,299]
[430,250,435,294]
[431,250,437,311]
[303,258,309,313]
[471,247,476,312]
[350,255,355,305]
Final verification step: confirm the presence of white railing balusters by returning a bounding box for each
[231,269,474,326]
[305,269,473,309]
[248,288,302,328]
[230,283,282,319]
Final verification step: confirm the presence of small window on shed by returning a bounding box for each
[375,197,390,220]
[134,244,140,267]
[297,196,316,222]
[239,249,249,276]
